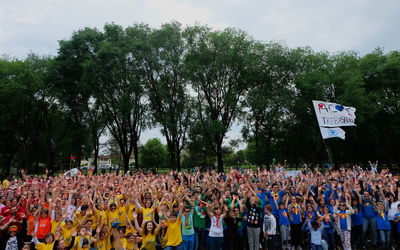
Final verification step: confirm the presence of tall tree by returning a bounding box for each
[139,22,192,170]
[84,24,147,172]
[184,26,253,172]
[55,27,104,167]
[242,42,298,166]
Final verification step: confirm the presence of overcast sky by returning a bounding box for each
[1,0,399,148]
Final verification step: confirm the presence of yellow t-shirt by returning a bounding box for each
[126,225,135,235]
[142,208,154,222]
[35,242,55,250]
[107,210,119,226]
[118,206,128,226]
[140,233,156,250]
[51,220,59,234]
[158,231,168,249]
[166,218,182,246]
[95,209,108,226]
[61,225,74,246]
[74,211,94,226]
[122,238,138,250]
[127,204,137,221]
[93,237,110,250]
[74,235,93,250]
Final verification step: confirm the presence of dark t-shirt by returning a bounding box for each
[246,198,263,228]
[224,216,241,238]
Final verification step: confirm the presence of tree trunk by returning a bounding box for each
[133,141,139,171]
[93,139,99,174]
[167,140,177,170]
[122,152,130,173]
[216,143,224,173]
[176,143,181,171]
[255,122,260,166]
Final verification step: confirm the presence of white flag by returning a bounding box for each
[320,127,346,140]
[312,100,356,127]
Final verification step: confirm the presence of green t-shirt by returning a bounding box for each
[193,200,206,229]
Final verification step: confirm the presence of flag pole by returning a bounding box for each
[312,101,334,169]
[322,137,333,169]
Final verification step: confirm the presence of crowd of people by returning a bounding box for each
[1,162,400,250]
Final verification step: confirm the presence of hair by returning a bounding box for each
[81,204,89,211]
[143,221,156,235]
[45,232,54,241]
[265,204,272,212]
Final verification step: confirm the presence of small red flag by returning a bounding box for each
[70,155,77,160]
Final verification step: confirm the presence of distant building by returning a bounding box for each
[82,153,135,170]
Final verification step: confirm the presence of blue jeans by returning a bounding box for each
[182,234,195,250]
[362,217,377,245]
[378,229,390,250]
[165,244,182,250]
[195,228,207,250]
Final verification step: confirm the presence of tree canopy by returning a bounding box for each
[1,22,399,176]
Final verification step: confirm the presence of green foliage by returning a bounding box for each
[139,138,168,169]
[1,22,400,175]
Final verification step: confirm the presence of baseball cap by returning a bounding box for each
[9,225,18,232]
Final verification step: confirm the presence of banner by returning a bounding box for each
[320,127,345,140]
[312,100,356,127]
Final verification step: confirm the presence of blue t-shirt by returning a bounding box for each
[376,211,391,230]
[338,211,348,230]
[267,190,284,215]
[362,199,374,218]
[323,185,333,204]
[305,211,316,222]
[278,208,290,225]
[351,206,363,226]
[323,219,334,233]
[290,205,301,224]
[256,188,267,208]
[394,213,400,233]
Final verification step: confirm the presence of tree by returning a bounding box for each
[84,24,147,172]
[55,27,104,168]
[184,26,253,172]
[139,22,192,171]
[139,138,167,169]
[242,42,298,166]
[87,100,106,174]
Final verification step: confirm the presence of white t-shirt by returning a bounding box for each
[6,236,18,250]
[263,214,277,235]
[388,201,400,220]
[209,215,224,237]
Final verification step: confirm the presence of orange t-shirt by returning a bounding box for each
[37,217,52,239]
[27,215,35,235]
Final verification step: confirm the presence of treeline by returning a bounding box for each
[1,22,399,175]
